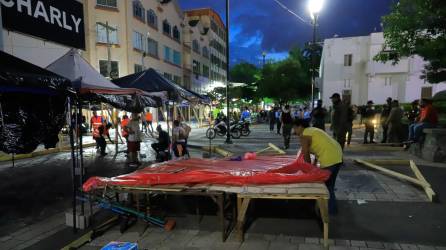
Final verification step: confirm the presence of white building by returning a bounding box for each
[320,32,446,106]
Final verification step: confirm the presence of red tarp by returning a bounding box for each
[83,155,331,192]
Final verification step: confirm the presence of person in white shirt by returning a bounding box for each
[126,113,143,165]
[172,120,188,158]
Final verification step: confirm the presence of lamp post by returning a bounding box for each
[262,52,266,68]
[225,0,232,144]
[308,0,323,108]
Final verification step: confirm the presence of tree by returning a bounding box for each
[374,0,446,83]
[258,48,312,103]
[229,62,261,103]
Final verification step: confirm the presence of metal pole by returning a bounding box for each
[0,3,4,51]
[78,101,84,216]
[106,21,112,78]
[68,98,77,233]
[311,15,318,109]
[225,0,232,144]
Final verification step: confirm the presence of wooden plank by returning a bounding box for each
[364,159,410,165]
[409,160,436,202]
[355,159,430,188]
[287,187,329,196]
[238,193,327,200]
[268,143,286,155]
[257,183,325,189]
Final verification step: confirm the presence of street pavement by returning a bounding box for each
[0,123,445,250]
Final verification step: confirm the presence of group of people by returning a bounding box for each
[89,109,192,165]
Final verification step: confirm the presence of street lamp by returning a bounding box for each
[225,0,232,144]
[308,0,324,108]
[262,51,266,68]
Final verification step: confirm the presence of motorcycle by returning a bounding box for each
[206,119,241,139]
[235,119,251,136]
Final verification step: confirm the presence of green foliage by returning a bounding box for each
[228,62,261,104]
[374,0,446,83]
[258,47,312,103]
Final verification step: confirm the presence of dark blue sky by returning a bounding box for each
[178,0,394,67]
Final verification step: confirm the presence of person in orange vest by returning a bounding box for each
[90,110,107,156]
[144,111,154,133]
[121,115,130,141]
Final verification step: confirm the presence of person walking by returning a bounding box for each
[145,111,154,134]
[386,100,404,143]
[345,100,355,146]
[281,105,293,149]
[311,100,327,130]
[293,119,343,215]
[275,108,282,135]
[330,93,348,149]
[268,108,276,132]
[126,113,143,166]
[90,110,105,152]
[380,97,392,143]
[363,101,376,144]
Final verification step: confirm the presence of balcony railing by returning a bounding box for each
[366,58,409,75]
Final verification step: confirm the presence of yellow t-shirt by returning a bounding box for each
[302,127,343,168]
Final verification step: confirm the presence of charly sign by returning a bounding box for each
[1,0,85,49]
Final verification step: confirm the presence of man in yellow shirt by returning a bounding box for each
[293,119,343,215]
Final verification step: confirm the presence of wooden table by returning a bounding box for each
[92,182,329,247]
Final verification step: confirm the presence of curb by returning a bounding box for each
[0,142,98,162]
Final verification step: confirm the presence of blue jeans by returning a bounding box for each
[325,163,342,215]
[408,122,434,142]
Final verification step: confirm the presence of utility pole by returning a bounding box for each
[225,0,232,144]
[262,52,266,68]
[105,21,112,79]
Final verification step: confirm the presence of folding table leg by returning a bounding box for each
[236,197,251,242]
[317,198,329,249]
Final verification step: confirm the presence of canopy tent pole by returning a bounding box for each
[68,97,77,233]
[78,101,85,216]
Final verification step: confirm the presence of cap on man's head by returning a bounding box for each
[367,100,374,104]
[330,93,341,99]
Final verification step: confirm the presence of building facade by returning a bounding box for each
[82,0,185,86]
[185,9,227,91]
[320,32,446,106]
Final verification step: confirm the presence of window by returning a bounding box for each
[173,50,181,66]
[133,31,144,51]
[193,60,201,74]
[202,47,209,58]
[97,0,117,8]
[164,46,171,62]
[344,54,352,66]
[134,64,143,73]
[133,0,145,21]
[173,75,181,85]
[163,20,171,36]
[147,9,157,28]
[202,65,210,78]
[99,60,119,79]
[96,23,118,44]
[172,26,180,41]
[192,40,200,54]
[164,72,172,80]
[211,20,218,33]
[147,38,158,57]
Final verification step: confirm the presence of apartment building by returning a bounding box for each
[320,32,446,106]
[82,0,185,86]
[183,15,211,94]
[185,9,227,88]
